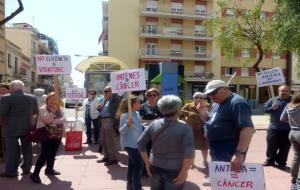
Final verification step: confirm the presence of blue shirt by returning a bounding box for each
[119,111,144,150]
[264,96,291,130]
[99,99,111,117]
[205,93,254,142]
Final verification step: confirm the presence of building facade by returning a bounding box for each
[100,0,287,102]
[0,0,5,82]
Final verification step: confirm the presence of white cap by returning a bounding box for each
[204,80,227,95]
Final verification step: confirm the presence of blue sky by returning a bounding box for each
[6,0,106,87]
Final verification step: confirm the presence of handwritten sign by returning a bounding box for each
[110,68,146,93]
[36,55,72,75]
[255,67,285,87]
[209,161,265,190]
[66,88,86,100]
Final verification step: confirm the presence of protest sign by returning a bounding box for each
[255,67,285,87]
[110,68,146,94]
[36,55,72,75]
[66,88,86,100]
[209,161,265,190]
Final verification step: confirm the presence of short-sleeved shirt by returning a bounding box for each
[205,93,254,142]
[139,102,163,121]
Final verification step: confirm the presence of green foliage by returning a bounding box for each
[206,0,275,69]
[273,0,300,56]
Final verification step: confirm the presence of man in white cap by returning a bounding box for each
[203,80,255,173]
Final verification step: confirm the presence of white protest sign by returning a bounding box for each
[110,68,146,93]
[66,88,86,100]
[36,55,72,75]
[255,67,285,87]
[209,161,265,190]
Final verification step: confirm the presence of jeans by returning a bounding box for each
[125,147,143,190]
[33,138,61,175]
[266,129,291,166]
[209,140,238,161]
[150,165,184,190]
[85,115,100,143]
[289,131,300,184]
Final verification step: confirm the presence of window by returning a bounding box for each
[241,49,250,58]
[14,57,18,74]
[272,51,280,60]
[144,24,158,34]
[195,65,205,73]
[225,67,235,76]
[241,68,249,77]
[170,44,182,56]
[195,46,206,57]
[195,5,207,15]
[195,25,206,36]
[146,43,156,55]
[32,41,36,52]
[31,71,35,82]
[260,12,267,20]
[7,53,11,68]
[171,2,183,13]
[146,0,158,12]
[225,8,234,17]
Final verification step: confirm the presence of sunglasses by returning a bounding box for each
[207,87,222,96]
[147,94,158,98]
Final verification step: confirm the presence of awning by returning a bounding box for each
[75,56,129,73]
[150,73,185,84]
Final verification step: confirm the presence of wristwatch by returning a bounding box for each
[235,150,247,157]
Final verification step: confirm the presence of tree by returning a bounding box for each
[273,0,300,56]
[0,0,24,26]
[207,0,275,71]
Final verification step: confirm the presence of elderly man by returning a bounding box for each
[263,85,291,170]
[204,80,255,172]
[0,80,38,177]
[0,83,9,162]
[138,95,195,190]
[96,86,121,166]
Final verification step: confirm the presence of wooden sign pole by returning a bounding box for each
[269,85,276,104]
[53,75,60,108]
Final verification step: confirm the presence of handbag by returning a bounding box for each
[65,131,82,151]
[26,111,49,142]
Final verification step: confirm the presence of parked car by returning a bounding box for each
[65,98,84,108]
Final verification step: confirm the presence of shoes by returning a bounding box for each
[30,174,41,184]
[97,157,109,163]
[21,170,30,175]
[45,169,61,175]
[277,165,287,171]
[202,178,211,186]
[98,145,103,153]
[0,172,17,178]
[83,141,92,144]
[104,160,118,166]
[262,161,275,167]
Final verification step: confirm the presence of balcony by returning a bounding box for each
[140,5,213,20]
[140,48,213,61]
[184,71,214,82]
[140,26,213,41]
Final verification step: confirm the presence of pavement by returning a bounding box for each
[0,114,292,190]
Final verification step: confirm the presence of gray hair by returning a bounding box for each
[157,95,182,115]
[193,92,206,99]
[9,80,24,91]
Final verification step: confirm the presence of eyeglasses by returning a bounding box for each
[147,94,158,98]
[207,87,222,96]
[104,90,111,93]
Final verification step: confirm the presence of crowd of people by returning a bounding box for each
[0,79,299,189]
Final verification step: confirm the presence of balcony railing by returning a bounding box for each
[140,48,213,61]
[140,26,213,41]
[184,71,214,81]
[140,5,213,19]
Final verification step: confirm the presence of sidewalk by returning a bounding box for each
[0,115,291,190]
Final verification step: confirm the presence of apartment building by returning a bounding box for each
[100,0,287,102]
[6,23,59,92]
[0,0,5,82]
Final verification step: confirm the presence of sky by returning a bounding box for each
[5,0,106,87]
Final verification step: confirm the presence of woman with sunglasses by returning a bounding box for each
[181,92,209,169]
